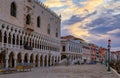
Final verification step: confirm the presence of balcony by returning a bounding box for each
[24,24,34,32]
[23,42,33,50]
[24,45,33,50]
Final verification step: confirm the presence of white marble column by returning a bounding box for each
[5,55,9,68]
[21,54,24,63]
[38,58,40,67]
[34,38,36,48]
[2,30,4,47]
[28,36,30,46]
[50,56,52,66]
[53,56,55,66]
[14,59,17,68]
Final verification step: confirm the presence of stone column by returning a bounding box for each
[2,30,4,47]
[14,59,17,68]
[38,59,40,67]
[53,56,55,66]
[5,55,9,68]
[21,54,24,63]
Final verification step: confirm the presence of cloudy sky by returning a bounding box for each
[40,0,120,51]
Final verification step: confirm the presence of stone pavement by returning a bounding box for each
[0,64,119,78]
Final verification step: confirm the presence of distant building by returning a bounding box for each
[89,43,98,62]
[0,0,61,68]
[89,43,107,63]
[61,35,91,64]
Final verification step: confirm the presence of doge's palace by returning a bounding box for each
[0,0,61,68]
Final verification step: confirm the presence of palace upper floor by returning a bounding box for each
[0,19,61,52]
[0,0,61,38]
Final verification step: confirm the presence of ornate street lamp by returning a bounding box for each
[107,39,111,71]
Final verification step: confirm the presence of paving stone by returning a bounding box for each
[0,64,119,78]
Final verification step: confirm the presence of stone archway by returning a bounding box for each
[44,55,47,66]
[24,53,28,63]
[8,52,14,68]
[17,53,22,64]
[40,55,43,66]
[30,54,34,64]
[0,52,5,68]
[58,56,60,63]
[0,30,2,42]
[52,56,54,66]
[48,55,51,66]
[35,54,38,67]
[55,56,57,64]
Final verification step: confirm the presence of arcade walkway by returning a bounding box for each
[0,64,119,78]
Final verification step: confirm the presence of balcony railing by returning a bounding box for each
[24,45,33,50]
[24,24,34,32]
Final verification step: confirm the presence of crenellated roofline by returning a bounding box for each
[33,0,61,20]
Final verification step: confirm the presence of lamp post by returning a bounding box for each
[107,39,111,71]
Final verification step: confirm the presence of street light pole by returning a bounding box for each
[107,39,111,71]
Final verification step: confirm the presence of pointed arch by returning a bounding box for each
[40,55,43,66]
[10,2,17,17]
[17,52,22,64]
[44,55,47,66]
[47,24,50,34]
[26,14,31,25]
[8,33,11,44]
[0,52,5,68]
[30,53,34,64]
[37,16,41,27]
[4,31,7,43]
[8,52,15,68]
[24,53,28,63]
[35,54,38,67]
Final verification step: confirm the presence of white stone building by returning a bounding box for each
[0,0,61,68]
[61,39,82,64]
[61,35,91,64]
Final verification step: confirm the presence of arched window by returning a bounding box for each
[37,16,40,27]
[10,2,17,17]
[56,28,58,37]
[28,0,31,2]
[26,14,31,25]
[47,24,50,34]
